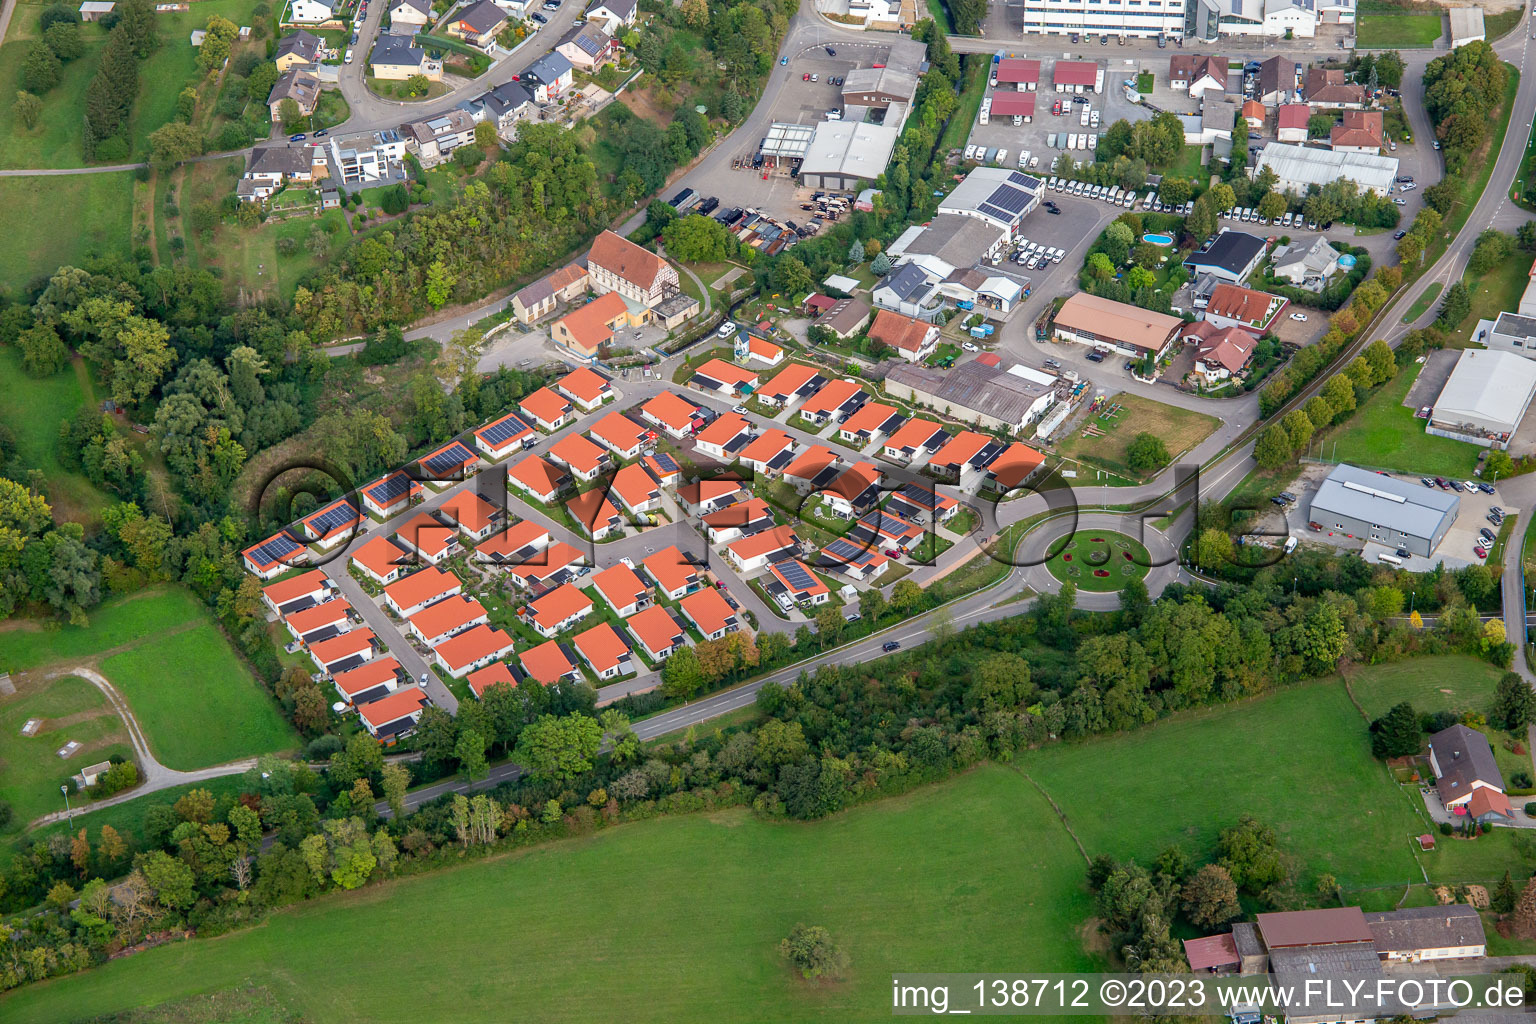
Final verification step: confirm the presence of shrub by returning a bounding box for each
[1525,802,1536,816]
[1514,770,1533,789]
[1439,821,1453,836]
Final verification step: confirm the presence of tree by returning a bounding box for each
[44,21,85,60]
[196,15,238,71]
[12,90,41,130]
[1495,870,1518,914]
[1181,863,1241,927]
[148,121,203,170]
[680,0,708,28]
[138,849,196,909]
[454,728,488,781]
[404,73,429,97]
[1308,112,1335,138]
[1086,252,1115,280]
[16,322,68,376]
[779,924,849,982]
[1485,449,1516,481]
[662,214,730,263]
[663,645,706,700]
[1252,423,1292,470]
[1519,222,1536,252]
[1126,432,1169,472]
[1492,672,1536,732]
[21,42,62,94]
[1469,229,1513,274]
[1216,815,1286,894]
[870,252,893,276]
[473,120,498,150]
[246,61,279,101]
[380,763,409,820]
[278,97,303,130]
[1514,875,1536,939]
[1369,701,1421,758]
[1436,281,1471,331]
[1256,191,1286,222]
[513,713,602,784]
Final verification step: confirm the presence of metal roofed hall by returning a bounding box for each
[1307,463,1459,557]
[1257,907,1374,949]
[900,214,1005,268]
[939,167,1043,230]
[759,122,815,159]
[1430,348,1536,441]
[797,122,902,187]
[1252,142,1398,195]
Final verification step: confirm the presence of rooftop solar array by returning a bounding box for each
[651,452,680,473]
[366,473,412,504]
[690,372,724,391]
[774,559,817,592]
[422,441,476,477]
[308,500,358,536]
[899,483,941,509]
[479,413,533,446]
[973,440,1006,466]
[251,533,302,565]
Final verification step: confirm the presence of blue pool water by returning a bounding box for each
[1142,233,1173,246]
[1338,254,1357,268]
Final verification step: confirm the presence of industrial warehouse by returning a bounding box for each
[1307,464,1460,558]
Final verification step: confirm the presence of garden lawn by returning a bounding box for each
[1320,361,1480,479]
[0,766,1101,1024]
[0,174,131,293]
[1346,655,1507,721]
[0,587,207,672]
[0,349,112,525]
[1052,392,1219,483]
[1023,680,1441,893]
[0,29,110,169]
[1356,12,1443,47]
[100,623,299,770]
[0,675,130,845]
[1044,531,1149,592]
[1446,250,1531,345]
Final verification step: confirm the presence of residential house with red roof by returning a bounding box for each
[467,661,517,698]
[360,470,422,519]
[510,262,589,325]
[609,462,662,514]
[982,442,1046,491]
[310,628,376,675]
[592,562,650,617]
[640,390,705,439]
[824,462,881,518]
[262,569,330,616]
[301,498,360,550]
[739,429,798,476]
[1202,283,1286,335]
[882,417,949,462]
[517,638,581,685]
[782,445,842,494]
[565,490,623,540]
[680,586,741,640]
[548,433,612,483]
[351,534,411,585]
[703,497,775,545]
[358,686,429,741]
[408,594,489,647]
[838,401,905,447]
[927,430,1004,482]
[1330,109,1383,153]
[676,477,748,516]
[587,229,681,307]
[643,545,702,599]
[626,605,689,661]
[506,540,587,590]
[332,657,402,706]
[572,621,634,680]
[1276,103,1311,143]
[242,531,309,580]
[763,558,830,607]
[383,565,463,617]
[852,510,922,554]
[507,454,569,504]
[724,524,801,573]
[687,358,760,397]
[473,411,536,459]
[1185,321,1258,384]
[884,480,960,523]
[867,310,939,363]
[525,582,594,638]
[519,387,574,432]
[588,410,652,459]
[815,537,889,582]
[757,363,827,410]
[432,623,515,679]
[285,598,352,643]
[797,378,867,426]
[416,440,480,483]
[741,334,785,367]
[394,510,460,565]
[642,454,682,488]
[552,294,641,363]
[437,490,501,541]
[692,412,754,461]
[474,521,553,566]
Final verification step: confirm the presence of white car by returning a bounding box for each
[344,48,354,63]
[1289,313,1308,322]
[1393,198,1408,206]
[961,341,979,352]
[716,320,737,337]
[733,404,749,414]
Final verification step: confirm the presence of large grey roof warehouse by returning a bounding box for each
[1308,464,1459,558]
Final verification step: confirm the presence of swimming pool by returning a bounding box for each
[1142,233,1173,246]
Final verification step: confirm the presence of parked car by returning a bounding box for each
[1289,313,1307,322]
[780,56,787,65]
[961,341,979,352]
[802,72,810,81]
[288,133,306,142]
[882,640,901,652]
[1434,476,1448,488]
[1393,230,1407,240]
[825,45,836,54]
[732,404,748,414]
[1395,548,1409,559]
[314,128,329,137]
[1478,482,1496,494]
[530,11,546,20]
[1449,480,1464,491]
[1475,545,1489,559]
[1464,480,1479,492]
[1420,477,1435,488]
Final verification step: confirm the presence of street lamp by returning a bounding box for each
[60,785,72,824]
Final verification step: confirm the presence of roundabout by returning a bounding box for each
[1045,531,1152,592]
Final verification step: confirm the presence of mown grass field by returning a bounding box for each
[0,174,132,294]
[1320,361,1481,480]
[1356,11,1443,47]
[1053,393,1219,483]
[100,623,298,770]
[0,25,111,169]
[0,587,208,672]
[0,766,1100,1023]
[0,348,114,525]
[1347,654,1506,721]
[0,675,130,842]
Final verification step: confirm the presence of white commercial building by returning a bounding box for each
[1449,7,1484,47]
[937,166,1043,240]
[1020,0,1185,39]
[1251,143,1397,197]
[797,122,901,191]
[1427,348,1536,450]
[1191,0,1354,39]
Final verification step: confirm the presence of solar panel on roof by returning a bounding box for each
[979,203,1015,223]
[775,559,817,591]
[308,501,358,536]
[479,414,532,446]
[985,185,1029,214]
[367,474,411,504]
[690,373,724,390]
[900,482,940,508]
[422,442,476,476]
[252,533,301,565]
[651,452,680,473]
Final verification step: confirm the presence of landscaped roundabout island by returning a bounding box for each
[1045,532,1151,592]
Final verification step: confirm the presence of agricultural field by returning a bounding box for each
[0,174,132,294]
[1052,393,1219,483]
[0,675,130,843]
[0,766,1100,1023]
[0,348,114,526]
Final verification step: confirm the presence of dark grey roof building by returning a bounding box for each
[1182,229,1268,284]
[275,29,322,67]
[1364,905,1485,961]
[1427,723,1505,806]
[1307,463,1459,558]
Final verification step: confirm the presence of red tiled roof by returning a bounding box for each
[333,657,401,698]
[692,358,760,390]
[680,587,737,635]
[677,478,746,507]
[643,545,699,593]
[474,412,534,452]
[588,229,669,292]
[840,401,897,436]
[566,489,620,534]
[526,583,593,632]
[351,535,410,577]
[748,336,783,361]
[555,294,627,353]
[520,386,573,426]
[409,594,486,640]
[1277,103,1311,129]
[641,390,701,432]
[768,558,828,598]
[357,686,428,729]
[590,410,650,452]
[508,540,586,583]
[799,378,862,417]
[467,661,516,697]
[987,442,1045,487]
[519,638,575,684]
[363,470,421,508]
[760,362,823,401]
[627,605,685,655]
[1206,283,1279,326]
[694,412,752,448]
[930,430,993,470]
[573,621,630,673]
[740,429,795,464]
[1183,934,1240,972]
[303,499,359,541]
[476,520,552,560]
[783,445,838,481]
[702,496,772,529]
[396,510,456,559]
[609,461,660,509]
[383,566,462,610]
[508,454,566,497]
[592,562,648,612]
[557,366,613,404]
[884,418,943,453]
[828,462,879,502]
[727,524,799,561]
[549,433,609,475]
[310,628,375,665]
[263,569,328,607]
[433,623,514,671]
[437,490,498,532]
[286,598,351,635]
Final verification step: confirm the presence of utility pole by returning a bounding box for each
[61,785,73,825]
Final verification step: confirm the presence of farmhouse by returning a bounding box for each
[587,230,683,308]
[1428,723,1513,822]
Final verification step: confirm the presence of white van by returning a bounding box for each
[1283,536,1298,554]
[995,149,1008,166]
[1377,552,1404,566]
[964,144,977,160]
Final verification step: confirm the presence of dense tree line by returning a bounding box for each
[82,0,158,161]
[1424,41,1508,177]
